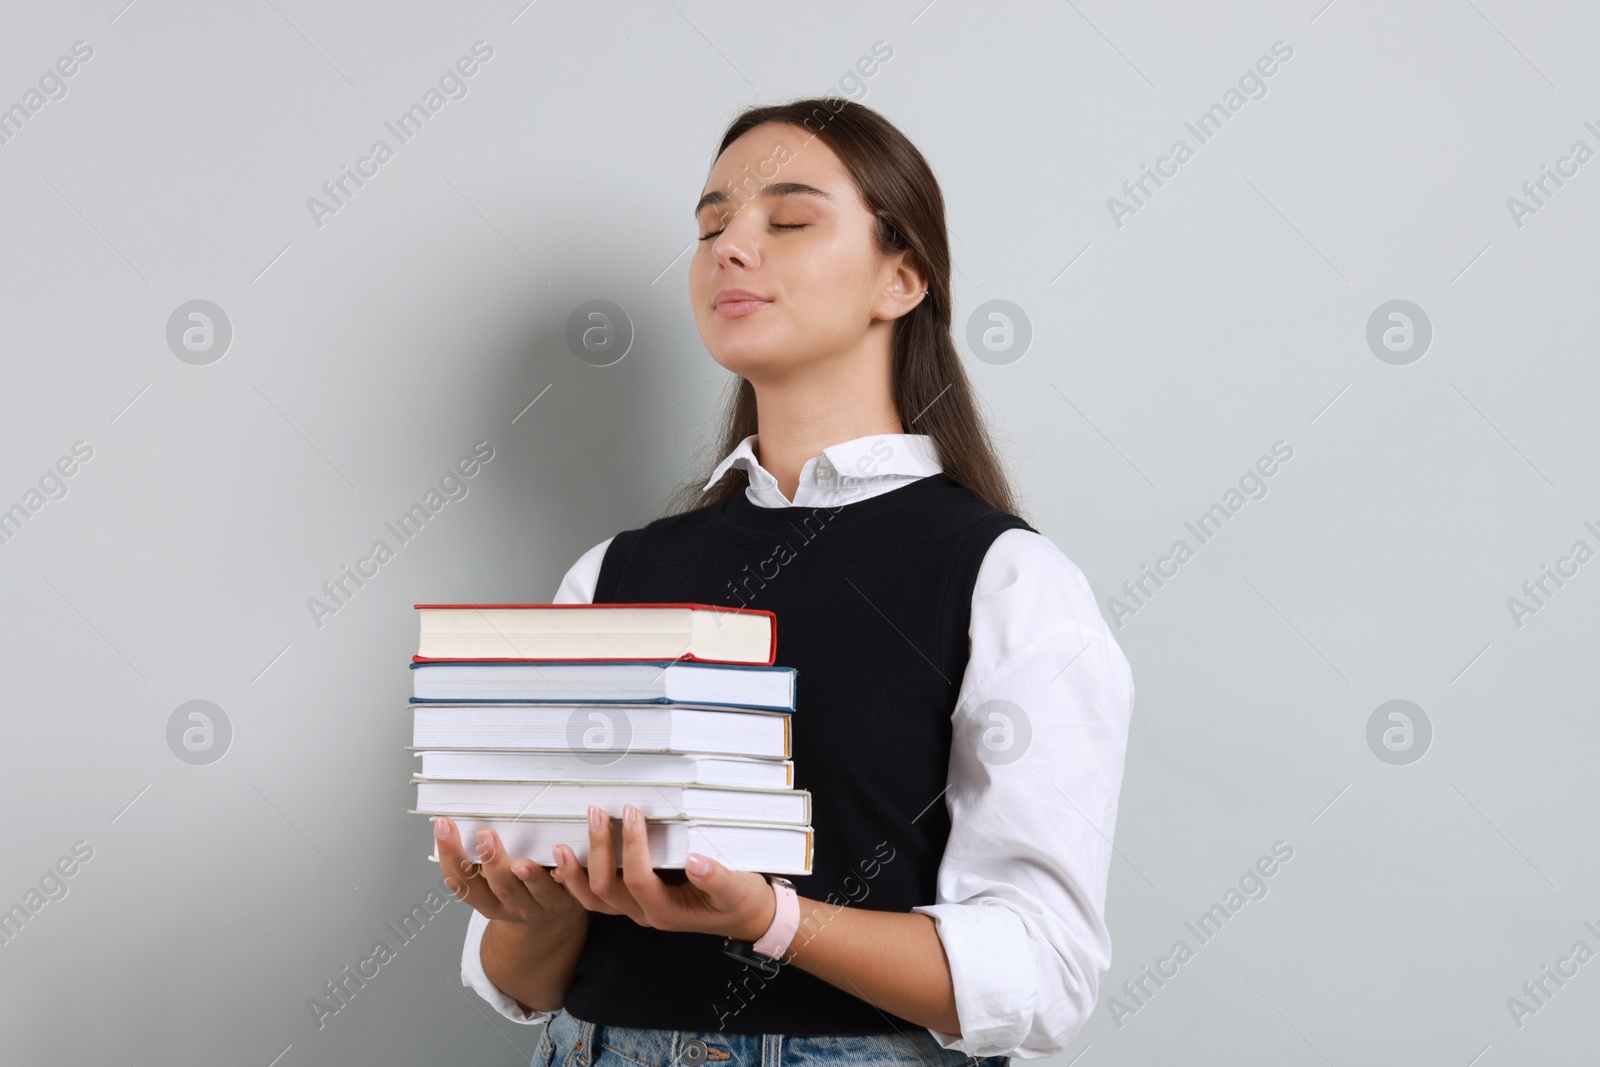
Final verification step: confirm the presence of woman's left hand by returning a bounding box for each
[551,804,776,941]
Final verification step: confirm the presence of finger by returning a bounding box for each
[585,805,618,897]
[507,854,567,907]
[552,842,615,913]
[433,817,497,911]
[473,828,536,910]
[619,804,670,921]
[586,807,645,922]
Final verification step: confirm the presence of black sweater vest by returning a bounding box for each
[562,472,1036,1034]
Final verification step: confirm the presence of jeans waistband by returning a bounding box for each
[541,1006,1009,1067]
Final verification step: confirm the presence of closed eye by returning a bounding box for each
[698,223,809,242]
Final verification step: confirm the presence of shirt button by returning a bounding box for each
[817,463,833,479]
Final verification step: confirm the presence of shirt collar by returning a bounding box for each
[701,432,942,491]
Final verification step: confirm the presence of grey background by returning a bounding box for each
[1,0,1596,1064]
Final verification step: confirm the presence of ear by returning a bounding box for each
[872,253,930,323]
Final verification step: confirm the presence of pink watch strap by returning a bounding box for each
[752,878,800,960]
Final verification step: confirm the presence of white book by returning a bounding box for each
[410,660,796,710]
[410,704,791,759]
[413,750,792,789]
[413,780,811,825]
[423,814,812,874]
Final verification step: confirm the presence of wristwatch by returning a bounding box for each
[722,875,799,972]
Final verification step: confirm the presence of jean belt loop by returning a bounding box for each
[577,1018,596,1067]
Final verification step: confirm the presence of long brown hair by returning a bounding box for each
[663,97,1024,521]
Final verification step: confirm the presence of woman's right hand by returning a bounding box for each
[434,816,585,927]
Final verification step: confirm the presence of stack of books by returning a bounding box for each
[408,601,813,874]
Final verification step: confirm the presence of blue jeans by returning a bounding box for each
[538,1006,1011,1067]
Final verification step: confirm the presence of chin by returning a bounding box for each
[701,326,795,376]
[708,345,790,379]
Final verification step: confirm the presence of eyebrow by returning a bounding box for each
[694,181,833,218]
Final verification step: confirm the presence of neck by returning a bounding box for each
[747,333,903,501]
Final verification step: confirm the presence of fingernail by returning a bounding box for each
[434,818,451,840]
[686,853,711,876]
[624,804,637,826]
[589,806,602,830]
[476,828,492,858]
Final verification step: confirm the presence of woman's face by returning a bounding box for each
[690,122,915,379]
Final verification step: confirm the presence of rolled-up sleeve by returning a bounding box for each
[912,528,1134,1058]
[461,908,557,1024]
[458,536,612,1022]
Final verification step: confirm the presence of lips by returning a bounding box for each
[713,289,772,318]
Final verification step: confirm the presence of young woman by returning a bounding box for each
[433,97,1134,1067]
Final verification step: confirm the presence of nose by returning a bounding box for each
[708,213,760,271]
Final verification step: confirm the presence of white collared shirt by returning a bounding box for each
[460,433,1135,1058]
